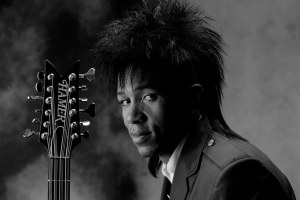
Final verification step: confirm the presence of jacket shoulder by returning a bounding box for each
[202,132,259,170]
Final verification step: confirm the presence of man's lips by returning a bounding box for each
[129,130,152,145]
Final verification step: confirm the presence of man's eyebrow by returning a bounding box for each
[117,83,156,96]
[135,84,156,91]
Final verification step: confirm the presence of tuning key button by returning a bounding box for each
[27,96,43,100]
[79,98,88,102]
[80,121,90,127]
[81,131,90,139]
[79,103,95,118]
[35,109,42,113]
[23,129,39,138]
[32,118,40,125]
[79,68,95,83]
[37,71,44,80]
[79,85,88,91]
[35,82,43,92]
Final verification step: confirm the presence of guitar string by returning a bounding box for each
[50,77,57,158]
[61,79,72,200]
[58,79,70,200]
[47,122,52,200]
[63,78,75,200]
[48,73,77,200]
[50,77,58,200]
[64,79,71,200]
[65,78,72,157]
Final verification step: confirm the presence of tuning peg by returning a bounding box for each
[27,96,43,100]
[71,122,78,128]
[80,131,90,139]
[32,118,40,125]
[79,103,95,118]
[80,121,90,126]
[71,133,79,140]
[68,86,76,93]
[37,71,44,80]
[43,121,50,128]
[45,97,52,104]
[69,98,76,104]
[35,82,43,92]
[69,73,76,81]
[79,68,95,83]
[41,132,49,140]
[47,73,54,80]
[23,129,39,138]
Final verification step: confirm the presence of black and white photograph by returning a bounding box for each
[0,0,298,199]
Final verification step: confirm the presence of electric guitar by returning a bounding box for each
[24,60,95,200]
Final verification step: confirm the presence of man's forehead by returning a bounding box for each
[117,73,160,92]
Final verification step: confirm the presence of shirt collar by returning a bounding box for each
[161,136,188,183]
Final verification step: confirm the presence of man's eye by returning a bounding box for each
[119,99,130,106]
[144,94,157,101]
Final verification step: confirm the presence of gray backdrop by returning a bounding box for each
[0,0,298,199]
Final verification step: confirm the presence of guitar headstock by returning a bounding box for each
[24,60,95,158]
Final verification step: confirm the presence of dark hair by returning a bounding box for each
[94,0,244,177]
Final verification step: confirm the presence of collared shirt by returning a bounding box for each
[161,136,188,183]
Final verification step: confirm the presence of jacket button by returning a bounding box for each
[208,139,215,147]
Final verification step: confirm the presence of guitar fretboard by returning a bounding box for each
[48,158,70,200]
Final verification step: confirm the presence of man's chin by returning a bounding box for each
[136,146,158,157]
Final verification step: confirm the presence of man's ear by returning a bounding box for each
[189,84,203,111]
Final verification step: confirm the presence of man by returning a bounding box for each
[94,0,296,199]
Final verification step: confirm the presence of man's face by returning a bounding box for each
[117,69,186,157]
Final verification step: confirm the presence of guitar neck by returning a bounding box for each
[24,60,95,200]
[48,158,70,200]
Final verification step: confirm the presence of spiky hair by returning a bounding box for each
[94,0,243,177]
[95,0,224,91]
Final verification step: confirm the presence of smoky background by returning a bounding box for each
[0,0,299,200]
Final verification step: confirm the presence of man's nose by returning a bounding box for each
[126,104,146,124]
